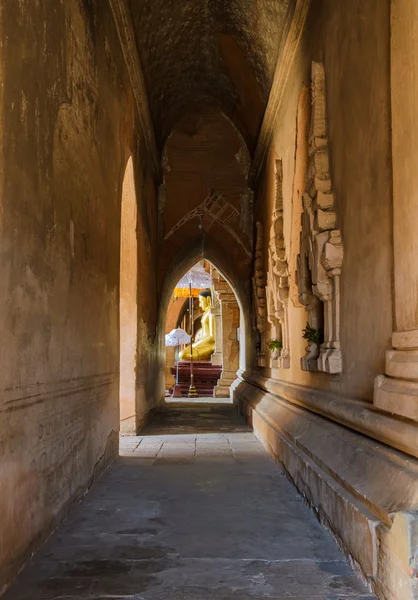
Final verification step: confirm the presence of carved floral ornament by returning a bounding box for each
[296,62,344,374]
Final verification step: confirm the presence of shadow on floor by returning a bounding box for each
[141,401,248,436]
[3,403,376,600]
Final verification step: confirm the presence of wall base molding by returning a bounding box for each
[233,375,418,600]
[240,369,418,459]
[0,375,119,596]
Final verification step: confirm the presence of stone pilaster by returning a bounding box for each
[374,0,418,421]
[165,346,176,389]
[211,288,223,366]
[213,279,240,398]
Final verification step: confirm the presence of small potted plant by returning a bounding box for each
[267,339,282,362]
[302,322,323,363]
[267,339,282,353]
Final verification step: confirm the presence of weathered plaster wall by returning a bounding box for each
[132,149,160,424]
[254,0,392,401]
[0,0,159,592]
[120,157,138,434]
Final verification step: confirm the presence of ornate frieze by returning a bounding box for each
[296,62,344,374]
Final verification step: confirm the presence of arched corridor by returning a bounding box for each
[1,1,418,599]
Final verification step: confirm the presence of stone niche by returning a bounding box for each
[267,159,290,369]
[296,62,343,374]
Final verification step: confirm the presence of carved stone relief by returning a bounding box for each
[296,62,344,374]
[253,221,267,367]
[267,159,290,369]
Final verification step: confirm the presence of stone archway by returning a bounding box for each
[157,238,252,402]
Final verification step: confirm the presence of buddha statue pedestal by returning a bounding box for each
[169,361,222,397]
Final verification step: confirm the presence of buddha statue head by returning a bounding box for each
[198,289,212,312]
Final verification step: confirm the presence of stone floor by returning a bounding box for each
[4,402,376,599]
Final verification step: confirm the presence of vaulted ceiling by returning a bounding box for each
[128,0,296,154]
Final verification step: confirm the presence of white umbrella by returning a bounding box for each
[165,329,191,396]
[165,328,191,346]
[174,263,212,295]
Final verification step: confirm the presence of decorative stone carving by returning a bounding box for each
[296,62,344,374]
[253,221,267,367]
[267,159,290,369]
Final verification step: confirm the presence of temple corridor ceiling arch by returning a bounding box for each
[128,0,296,153]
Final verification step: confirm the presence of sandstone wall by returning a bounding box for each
[233,2,417,596]
[0,0,158,592]
[254,0,392,401]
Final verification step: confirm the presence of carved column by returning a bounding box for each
[374,0,418,421]
[213,279,240,398]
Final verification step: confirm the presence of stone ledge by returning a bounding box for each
[240,369,418,458]
[232,379,418,600]
[392,329,418,350]
[374,374,418,421]
[385,349,418,380]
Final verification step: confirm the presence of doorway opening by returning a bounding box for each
[164,260,241,402]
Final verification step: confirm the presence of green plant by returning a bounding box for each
[267,339,282,352]
[302,322,324,345]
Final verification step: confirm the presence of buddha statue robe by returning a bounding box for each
[179,291,215,360]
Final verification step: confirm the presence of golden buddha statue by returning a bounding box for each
[179,290,215,361]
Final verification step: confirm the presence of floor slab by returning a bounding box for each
[3,403,376,599]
